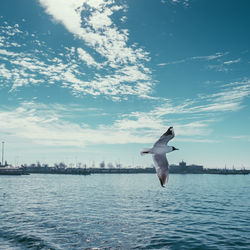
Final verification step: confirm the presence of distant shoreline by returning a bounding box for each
[1,167,249,176]
[1,159,250,176]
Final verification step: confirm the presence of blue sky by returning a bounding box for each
[0,0,250,169]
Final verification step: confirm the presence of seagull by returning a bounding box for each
[140,127,179,187]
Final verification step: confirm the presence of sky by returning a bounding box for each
[0,0,250,169]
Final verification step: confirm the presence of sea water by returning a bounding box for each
[0,174,249,249]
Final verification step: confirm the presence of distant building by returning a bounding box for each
[0,161,8,167]
[170,161,203,173]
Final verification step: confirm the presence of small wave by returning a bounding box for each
[0,230,56,250]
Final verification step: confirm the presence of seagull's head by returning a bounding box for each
[172,146,179,151]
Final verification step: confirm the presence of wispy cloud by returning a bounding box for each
[0,102,151,147]
[157,59,186,67]
[77,47,102,69]
[230,135,250,142]
[0,64,12,81]
[157,52,228,67]
[206,55,241,72]
[0,22,22,37]
[37,0,153,99]
[161,0,190,7]
[1,79,249,147]
[157,52,244,73]
[0,4,153,100]
[223,58,241,65]
[112,79,250,141]
[192,52,227,61]
[0,100,217,149]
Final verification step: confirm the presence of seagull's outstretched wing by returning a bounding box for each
[153,154,169,187]
[154,126,175,147]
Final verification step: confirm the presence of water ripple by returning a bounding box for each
[0,174,250,249]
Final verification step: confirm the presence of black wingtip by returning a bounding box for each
[159,178,165,187]
[164,126,173,136]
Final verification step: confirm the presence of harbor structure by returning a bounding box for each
[170,161,204,174]
[0,142,29,175]
[1,141,4,166]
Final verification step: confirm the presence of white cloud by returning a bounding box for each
[192,52,227,61]
[0,21,23,36]
[120,16,127,23]
[111,79,250,141]
[230,135,250,142]
[207,65,229,72]
[0,48,20,57]
[38,0,153,98]
[0,64,12,80]
[0,7,153,99]
[0,102,151,147]
[161,0,190,6]
[1,78,249,148]
[208,80,250,104]
[198,102,242,112]
[39,0,149,66]
[0,43,152,97]
[157,59,186,66]
[204,54,242,72]
[223,58,241,65]
[77,47,102,68]
[149,80,249,116]
[157,52,228,67]
[39,0,84,37]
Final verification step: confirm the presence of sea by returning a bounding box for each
[0,173,249,250]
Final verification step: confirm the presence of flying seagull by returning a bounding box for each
[140,127,179,187]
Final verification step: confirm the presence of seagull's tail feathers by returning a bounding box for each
[140,148,152,156]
